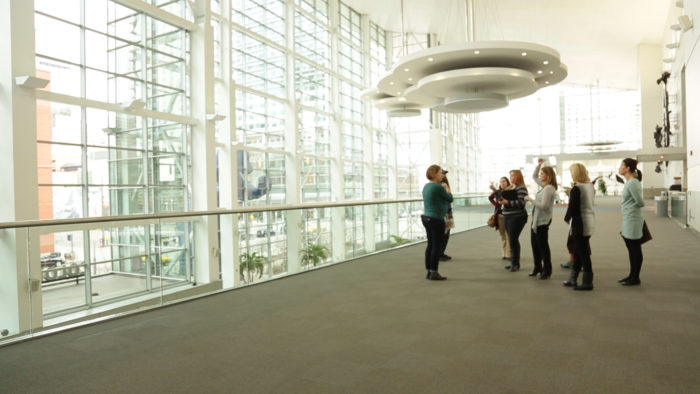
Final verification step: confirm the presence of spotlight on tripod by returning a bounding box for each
[656,71,671,85]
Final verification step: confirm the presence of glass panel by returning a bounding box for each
[295,60,330,112]
[343,162,363,200]
[36,101,81,145]
[233,0,285,43]
[35,0,80,23]
[36,143,83,185]
[35,58,82,97]
[41,230,87,315]
[298,109,330,156]
[294,11,329,67]
[235,91,286,149]
[344,206,364,257]
[301,207,332,268]
[35,14,81,64]
[301,157,330,203]
[233,31,286,98]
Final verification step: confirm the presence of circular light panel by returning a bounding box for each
[433,92,508,113]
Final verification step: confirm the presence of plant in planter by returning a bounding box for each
[389,235,411,246]
[597,178,607,195]
[239,252,266,283]
[300,243,330,268]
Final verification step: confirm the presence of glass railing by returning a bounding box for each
[0,195,490,344]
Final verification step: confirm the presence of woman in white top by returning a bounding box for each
[525,159,557,279]
[619,158,645,286]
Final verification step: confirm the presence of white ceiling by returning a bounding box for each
[344,0,673,89]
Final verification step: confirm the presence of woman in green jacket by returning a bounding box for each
[422,165,453,280]
[619,158,645,286]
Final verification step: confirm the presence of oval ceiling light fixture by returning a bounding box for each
[361,41,567,116]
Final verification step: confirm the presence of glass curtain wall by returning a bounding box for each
[479,85,641,195]
[33,0,194,316]
[13,0,487,325]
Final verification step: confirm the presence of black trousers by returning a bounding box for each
[571,235,592,274]
[504,214,527,267]
[441,230,450,255]
[421,215,446,272]
[623,237,643,280]
[530,224,551,273]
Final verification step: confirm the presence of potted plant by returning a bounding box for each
[300,243,330,268]
[597,178,607,196]
[389,235,411,246]
[239,252,266,283]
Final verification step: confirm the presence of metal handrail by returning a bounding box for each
[0,194,489,230]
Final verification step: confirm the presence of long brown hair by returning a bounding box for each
[541,166,558,189]
[498,176,510,191]
[510,170,525,187]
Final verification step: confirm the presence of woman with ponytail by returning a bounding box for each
[618,158,645,286]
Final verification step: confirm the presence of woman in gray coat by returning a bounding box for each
[525,159,557,279]
[618,158,645,286]
[563,163,596,291]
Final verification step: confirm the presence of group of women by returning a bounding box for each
[421,158,647,289]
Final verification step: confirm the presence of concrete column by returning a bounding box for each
[190,0,220,286]
[217,0,237,288]
[285,0,302,274]
[638,44,665,192]
[0,0,42,335]
[329,0,346,260]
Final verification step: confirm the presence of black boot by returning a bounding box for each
[563,268,580,287]
[574,272,593,291]
[528,264,542,277]
[540,261,552,279]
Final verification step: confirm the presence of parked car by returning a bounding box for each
[40,252,64,268]
[256,228,276,238]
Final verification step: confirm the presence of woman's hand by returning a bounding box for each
[489,184,496,191]
[524,195,532,201]
[499,198,508,205]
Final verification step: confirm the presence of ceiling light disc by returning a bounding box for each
[389,108,422,117]
[416,68,538,100]
[433,92,508,113]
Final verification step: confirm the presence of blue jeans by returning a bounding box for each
[421,215,446,272]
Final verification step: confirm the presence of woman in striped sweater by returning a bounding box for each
[499,170,528,272]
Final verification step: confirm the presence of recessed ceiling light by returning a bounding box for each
[543,60,549,65]
[397,92,402,95]
[521,52,527,56]
[549,71,554,74]
[398,97,406,101]
[537,70,543,74]
[404,68,410,72]
[474,50,480,54]
[408,78,413,81]
[427,57,434,62]
[389,81,394,85]
[545,81,550,84]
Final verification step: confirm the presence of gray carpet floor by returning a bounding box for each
[1,197,699,393]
